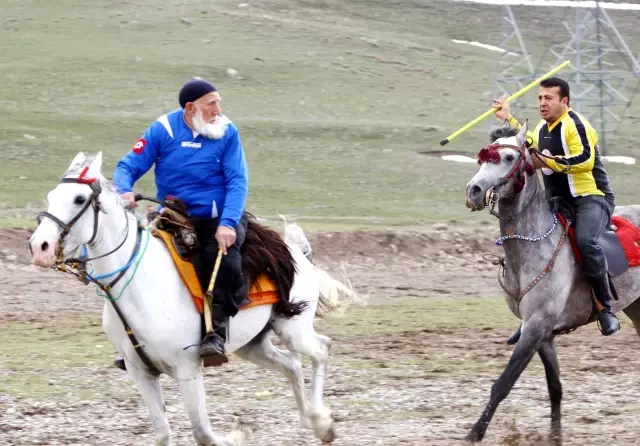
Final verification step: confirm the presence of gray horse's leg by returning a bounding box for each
[538,339,562,445]
[622,298,640,336]
[466,323,545,443]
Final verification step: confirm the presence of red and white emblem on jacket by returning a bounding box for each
[132,138,147,154]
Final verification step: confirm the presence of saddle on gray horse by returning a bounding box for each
[551,198,632,278]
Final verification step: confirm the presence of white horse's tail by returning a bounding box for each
[280,215,368,319]
[314,262,368,319]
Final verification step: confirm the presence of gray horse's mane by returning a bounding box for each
[489,125,518,143]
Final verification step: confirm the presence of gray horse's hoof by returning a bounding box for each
[465,427,484,444]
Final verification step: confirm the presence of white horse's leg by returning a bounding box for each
[175,368,253,446]
[124,358,171,446]
[175,372,216,445]
[272,317,335,443]
[234,331,312,429]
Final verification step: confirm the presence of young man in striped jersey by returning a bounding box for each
[493,77,619,342]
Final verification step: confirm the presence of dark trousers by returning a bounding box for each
[572,195,614,280]
[192,213,248,319]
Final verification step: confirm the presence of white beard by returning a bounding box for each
[192,109,227,139]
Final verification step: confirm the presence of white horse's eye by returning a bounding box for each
[505,154,515,162]
[74,195,87,206]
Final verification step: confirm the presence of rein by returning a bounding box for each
[35,174,161,376]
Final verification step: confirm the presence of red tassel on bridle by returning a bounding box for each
[77,166,97,184]
[477,144,502,165]
[476,143,535,194]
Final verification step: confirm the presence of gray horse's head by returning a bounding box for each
[465,121,536,211]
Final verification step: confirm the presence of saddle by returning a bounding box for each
[549,198,640,336]
[551,197,640,278]
[146,198,285,315]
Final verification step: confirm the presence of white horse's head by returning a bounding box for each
[29,151,110,267]
[464,121,535,211]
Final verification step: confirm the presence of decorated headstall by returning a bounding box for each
[476,141,535,216]
[35,166,106,265]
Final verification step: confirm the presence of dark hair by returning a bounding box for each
[540,77,570,105]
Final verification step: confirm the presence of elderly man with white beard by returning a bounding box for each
[112,78,249,370]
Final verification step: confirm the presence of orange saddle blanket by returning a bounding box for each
[151,229,279,314]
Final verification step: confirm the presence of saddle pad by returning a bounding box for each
[611,215,640,268]
[151,229,279,314]
[557,213,639,277]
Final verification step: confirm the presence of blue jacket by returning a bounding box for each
[113,109,248,228]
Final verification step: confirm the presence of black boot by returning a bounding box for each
[588,276,620,336]
[199,303,229,367]
[506,324,521,345]
[114,356,127,371]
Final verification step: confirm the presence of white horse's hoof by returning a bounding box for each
[310,408,335,443]
[320,425,336,444]
[223,416,254,446]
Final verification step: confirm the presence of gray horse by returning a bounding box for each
[463,120,640,444]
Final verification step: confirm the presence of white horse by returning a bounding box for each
[29,152,362,446]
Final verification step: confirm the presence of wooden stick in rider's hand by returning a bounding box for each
[207,248,224,296]
[203,248,224,334]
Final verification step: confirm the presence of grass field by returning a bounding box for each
[2,0,639,228]
[0,297,516,402]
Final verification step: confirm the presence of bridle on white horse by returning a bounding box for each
[34,168,132,266]
[33,169,160,375]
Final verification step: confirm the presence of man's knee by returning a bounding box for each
[220,250,241,273]
[575,235,601,258]
[219,249,244,287]
[574,233,606,278]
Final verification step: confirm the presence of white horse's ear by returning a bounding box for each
[67,152,86,171]
[516,120,528,148]
[86,151,103,178]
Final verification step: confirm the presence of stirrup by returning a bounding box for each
[199,333,228,367]
[202,353,229,367]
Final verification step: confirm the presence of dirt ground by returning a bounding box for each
[2,224,640,445]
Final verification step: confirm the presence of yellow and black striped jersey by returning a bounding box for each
[508,108,614,201]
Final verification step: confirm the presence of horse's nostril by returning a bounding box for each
[471,185,482,197]
[41,241,49,252]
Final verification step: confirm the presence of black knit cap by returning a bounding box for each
[178,78,217,108]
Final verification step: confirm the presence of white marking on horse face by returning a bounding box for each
[467,137,522,198]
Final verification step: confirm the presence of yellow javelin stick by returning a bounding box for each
[439,59,572,146]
